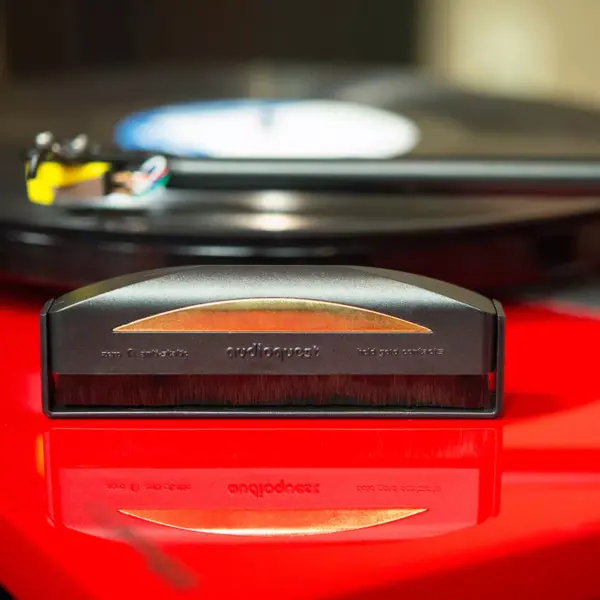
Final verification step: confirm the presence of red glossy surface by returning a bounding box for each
[1,287,600,599]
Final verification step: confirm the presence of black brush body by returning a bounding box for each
[41,266,504,418]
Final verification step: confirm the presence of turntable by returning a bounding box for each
[2,64,600,292]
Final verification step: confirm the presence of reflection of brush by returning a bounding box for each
[41,265,504,418]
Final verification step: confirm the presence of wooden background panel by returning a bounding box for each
[421,0,600,107]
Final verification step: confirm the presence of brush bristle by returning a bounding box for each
[52,374,491,412]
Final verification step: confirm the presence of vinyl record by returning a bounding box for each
[2,64,600,291]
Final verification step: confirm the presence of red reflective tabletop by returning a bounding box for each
[1,286,600,599]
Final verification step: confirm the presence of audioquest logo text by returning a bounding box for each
[226,342,320,361]
[228,480,321,499]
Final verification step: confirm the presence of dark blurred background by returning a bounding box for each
[3,0,418,78]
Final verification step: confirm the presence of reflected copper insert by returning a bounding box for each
[120,508,427,536]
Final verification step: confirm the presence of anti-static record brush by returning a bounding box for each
[41,266,504,418]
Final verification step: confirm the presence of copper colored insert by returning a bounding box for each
[113,298,433,333]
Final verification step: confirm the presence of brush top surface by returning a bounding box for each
[50,265,497,316]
